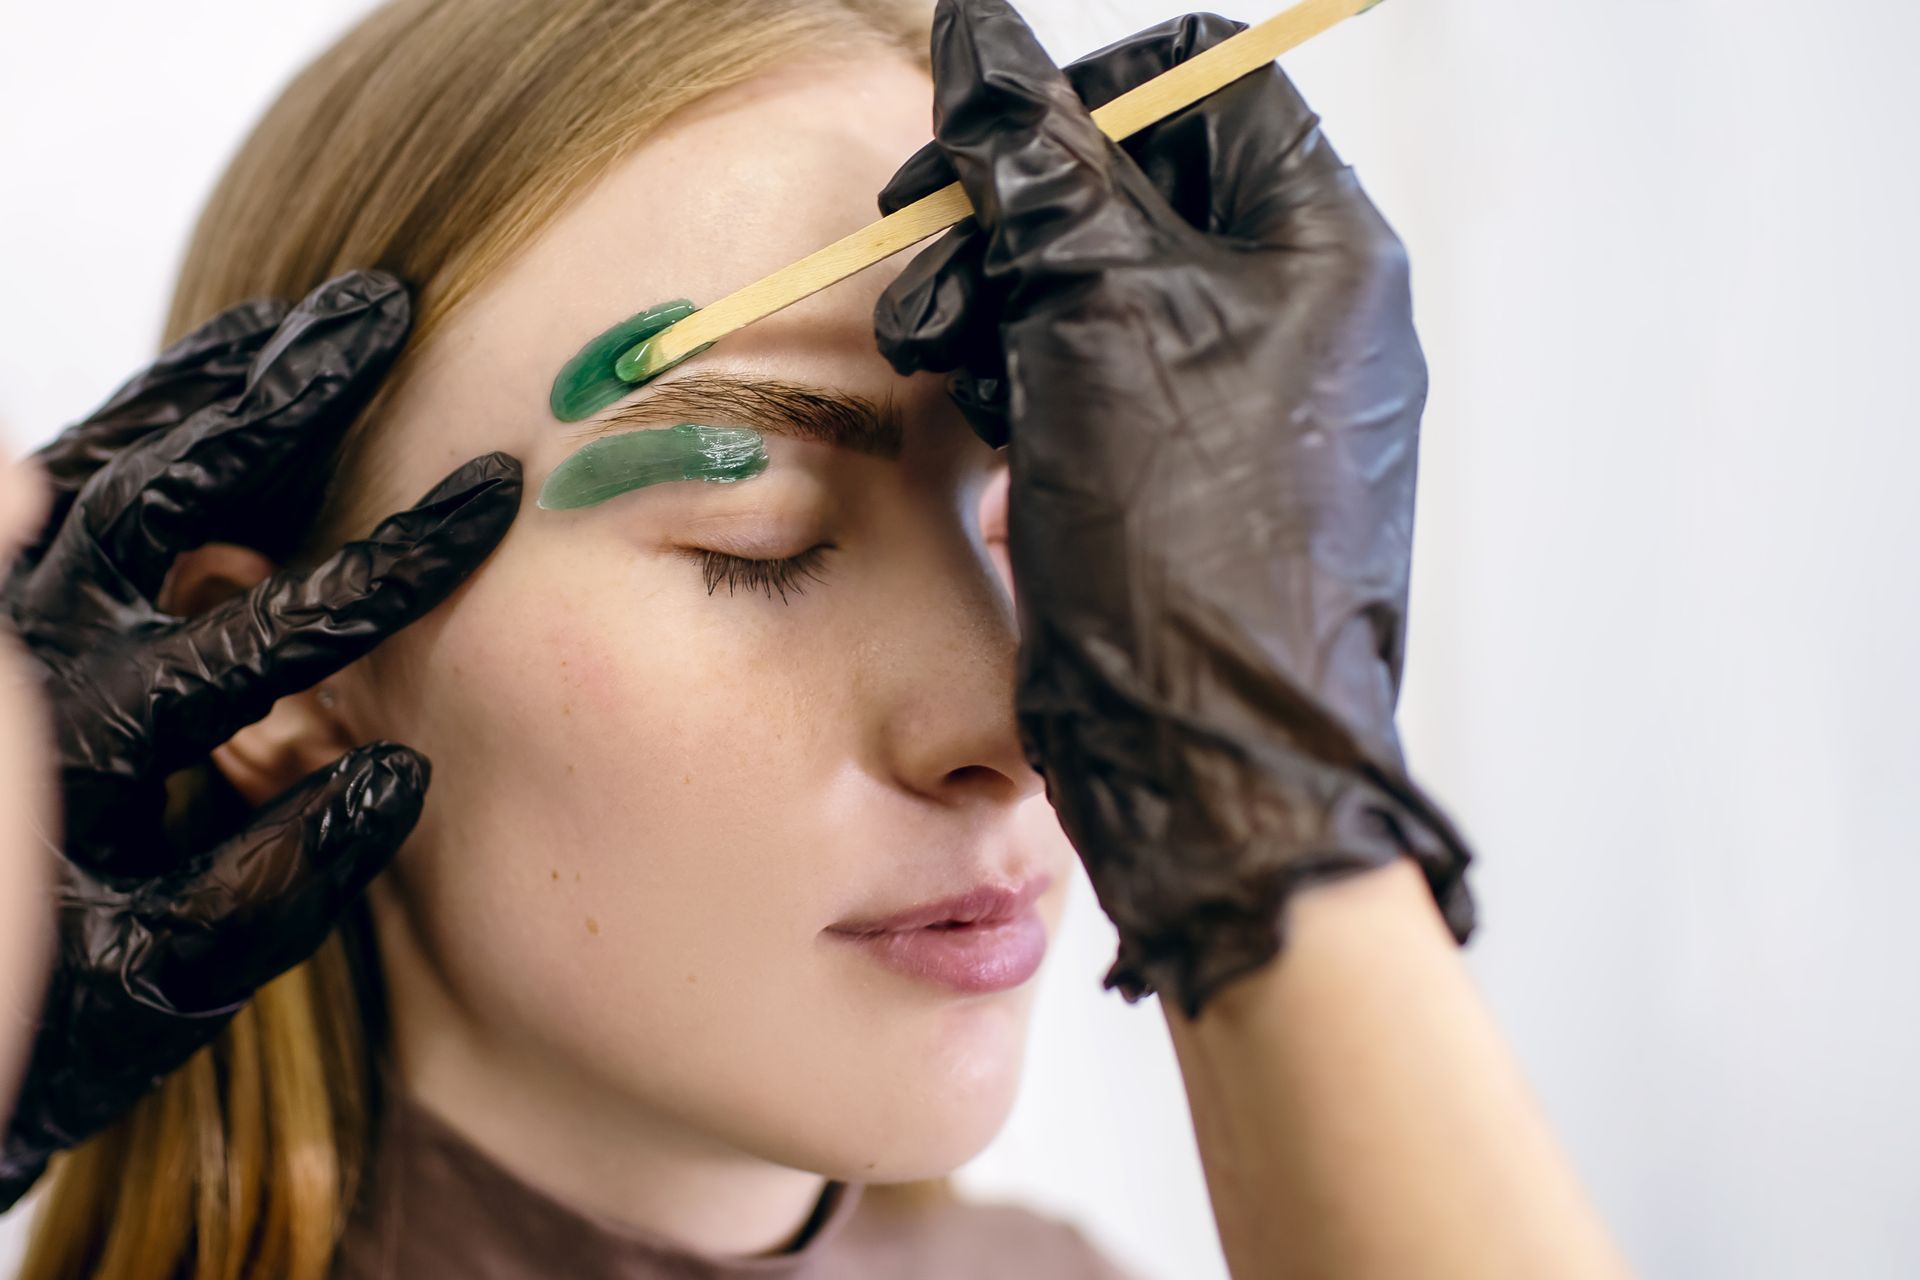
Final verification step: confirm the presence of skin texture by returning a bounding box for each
[1164,862,1633,1280]
[0,458,50,1123]
[207,55,1075,1256]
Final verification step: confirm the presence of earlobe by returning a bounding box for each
[163,542,362,807]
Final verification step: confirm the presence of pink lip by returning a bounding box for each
[826,873,1053,995]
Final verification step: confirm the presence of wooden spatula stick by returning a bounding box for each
[613,0,1381,385]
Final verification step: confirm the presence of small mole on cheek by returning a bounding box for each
[685,973,697,985]
[682,773,692,785]
[550,869,559,882]
[562,704,572,717]
[586,917,600,935]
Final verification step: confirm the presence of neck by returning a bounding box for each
[370,893,830,1258]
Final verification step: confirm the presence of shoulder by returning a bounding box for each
[828,1185,1141,1280]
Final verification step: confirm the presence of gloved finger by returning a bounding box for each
[876,11,1248,216]
[876,9,1323,350]
[1059,11,1248,114]
[946,370,1012,449]
[115,742,427,1017]
[877,0,1157,383]
[873,220,993,374]
[1119,50,1371,252]
[871,223,1014,445]
[876,10,1246,445]
[57,271,411,604]
[877,138,954,216]
[132,451,520,783]
[923,0,1173,286]
[873,13,1235,386]
[25,297,290,548]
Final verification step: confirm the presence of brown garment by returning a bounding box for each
[333,1088,1140,1280]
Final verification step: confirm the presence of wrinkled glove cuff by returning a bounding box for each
[1093,759,1476,1020]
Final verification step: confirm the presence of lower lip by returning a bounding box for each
[829,908,1048,995]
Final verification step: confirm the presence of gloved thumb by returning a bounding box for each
[109,741,428,1018]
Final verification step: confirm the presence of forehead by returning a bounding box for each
[402,55,937,431]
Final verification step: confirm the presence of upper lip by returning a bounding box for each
[826,872,1054,936]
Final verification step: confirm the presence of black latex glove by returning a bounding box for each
[0,270,521,1208]
[874,0,1476,1017]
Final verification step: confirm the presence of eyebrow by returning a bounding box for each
[573,371,904,460]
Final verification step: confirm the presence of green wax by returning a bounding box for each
[550,299,697,423]
[612,333,714,387]
[537,423,767,510]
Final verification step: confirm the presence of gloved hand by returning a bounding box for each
[0,270,521,1208]
[874,0,1476,1017]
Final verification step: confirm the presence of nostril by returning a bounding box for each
[943,763,1012,796]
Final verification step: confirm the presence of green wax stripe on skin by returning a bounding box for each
[537,423,768,510]
[549,299,697,423]
[613,333,714,386]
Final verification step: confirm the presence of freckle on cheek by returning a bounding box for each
[586,917,600,936]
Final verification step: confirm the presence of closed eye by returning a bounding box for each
[686,545,833,603]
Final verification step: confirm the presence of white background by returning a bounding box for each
[5,2,1919,1277]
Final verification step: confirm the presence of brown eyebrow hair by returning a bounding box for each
[576,370,904,459]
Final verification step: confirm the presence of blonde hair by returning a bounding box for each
[22,2,933,1277]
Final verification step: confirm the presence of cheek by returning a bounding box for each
[1014,793,1079,932]
[364,539,850,1016]
[352,520,1050,1179]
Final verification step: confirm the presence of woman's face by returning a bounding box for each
[322,54,1079,1183]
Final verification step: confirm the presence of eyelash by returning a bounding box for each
[695,545,833,603]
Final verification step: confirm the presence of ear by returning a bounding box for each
[160,543,361,808]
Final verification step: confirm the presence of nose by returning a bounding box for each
[875,544,1045,809]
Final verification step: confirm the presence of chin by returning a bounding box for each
[820,1072,1026,1183]
[745,993,1037,1183]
